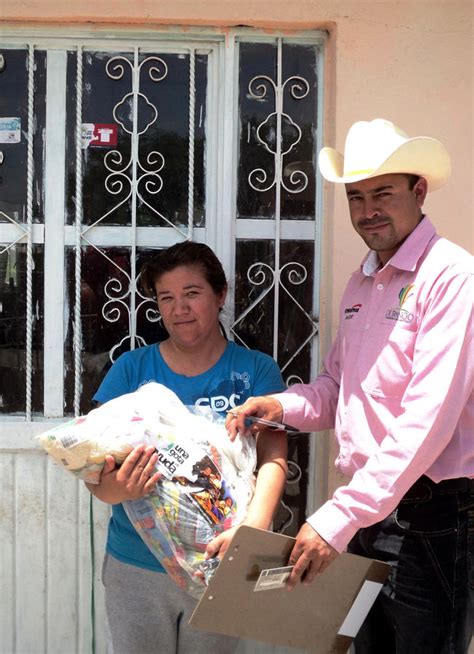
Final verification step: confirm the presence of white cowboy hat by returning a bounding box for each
[318,118,451,190]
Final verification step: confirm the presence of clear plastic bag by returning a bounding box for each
[37,382,257,597]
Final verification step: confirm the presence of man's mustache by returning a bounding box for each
[357,216,392,228]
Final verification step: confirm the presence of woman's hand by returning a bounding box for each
[86,444,161,504]
[205,527,238,561]
[225,396,284,441]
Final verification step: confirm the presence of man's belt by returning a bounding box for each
[401,475,474,502]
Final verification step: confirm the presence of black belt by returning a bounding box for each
[401,475,474,502]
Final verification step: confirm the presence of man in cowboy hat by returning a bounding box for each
[226,119,473,653]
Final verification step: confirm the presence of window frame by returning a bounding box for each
[0,26,327,521]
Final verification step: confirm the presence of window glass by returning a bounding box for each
[234,236,316,539]
[0,47,46,415]
[0,245,44,413]
[64,245,167,415]
[64,51,207,229]
[0,49,46,224]
[237,42,317,221]
[234,239,314,382]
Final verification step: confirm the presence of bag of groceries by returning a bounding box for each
[37,382,257,597]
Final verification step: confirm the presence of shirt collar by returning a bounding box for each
[361,250,380,276]
[361,216,437,277]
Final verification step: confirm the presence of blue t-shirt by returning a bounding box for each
[93,341,285,572]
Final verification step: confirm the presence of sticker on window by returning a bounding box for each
[0,117,21,143]
[81,123,118,148]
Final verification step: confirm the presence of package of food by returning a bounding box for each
[37,382,257,596]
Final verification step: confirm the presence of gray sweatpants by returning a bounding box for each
[102,554,239,654]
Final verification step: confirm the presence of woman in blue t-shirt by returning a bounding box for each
[88,241,288,654]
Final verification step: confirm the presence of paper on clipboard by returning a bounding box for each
[189,525,390,654]
[254,565,293,591]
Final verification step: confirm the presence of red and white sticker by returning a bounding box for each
[81,123,118,148]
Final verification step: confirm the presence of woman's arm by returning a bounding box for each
[245,429,288,529]
[205,429,288,559]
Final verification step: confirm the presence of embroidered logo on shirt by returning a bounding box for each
[385,285,415,323]
[344,303,362,320]
[398,284,415,307]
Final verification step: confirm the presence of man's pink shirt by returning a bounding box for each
[277,217,473,553]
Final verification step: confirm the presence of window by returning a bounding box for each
[0,27,325,533]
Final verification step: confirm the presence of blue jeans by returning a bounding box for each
[348,479,474,654]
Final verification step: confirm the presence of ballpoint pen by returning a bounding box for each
[227,411,300,434]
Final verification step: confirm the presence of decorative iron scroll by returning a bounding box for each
[76,50,197,375]
[232,39,320,535]
[247,73,309,194]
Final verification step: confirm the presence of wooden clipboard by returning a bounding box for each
[189,526,390,654]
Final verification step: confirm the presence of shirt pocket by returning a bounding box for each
[359,320,419,400]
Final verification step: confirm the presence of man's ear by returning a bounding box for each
[414,177,428,207]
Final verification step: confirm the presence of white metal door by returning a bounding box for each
[0,27,324,654]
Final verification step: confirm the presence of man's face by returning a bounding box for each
[345,173,427,264]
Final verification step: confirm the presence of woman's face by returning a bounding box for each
[154,265,227,350]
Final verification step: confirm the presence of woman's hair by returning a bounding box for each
[140,241,228,299]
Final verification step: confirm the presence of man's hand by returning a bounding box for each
[86,444,161,504]
[286,522,338,590]
[225,396,284,441]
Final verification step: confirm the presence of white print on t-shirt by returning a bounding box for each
[231,370,251,389]
[195,393,240,412]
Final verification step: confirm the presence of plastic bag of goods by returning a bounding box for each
[36,382,257,597]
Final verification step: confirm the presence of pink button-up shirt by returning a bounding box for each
[278,216,473,553]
